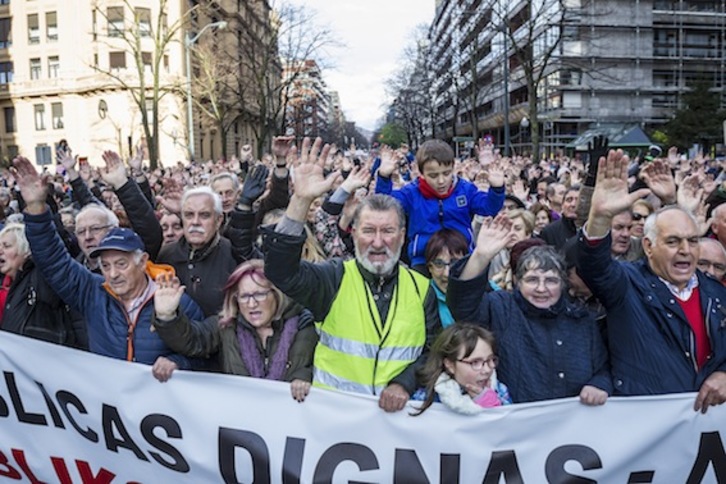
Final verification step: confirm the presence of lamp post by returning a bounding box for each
[185,20,227,161]
[501,23,511,158]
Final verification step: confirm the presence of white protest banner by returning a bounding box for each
[0,331,724,483]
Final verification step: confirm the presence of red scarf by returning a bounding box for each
[418,176,455,200]
[0,274,12,325]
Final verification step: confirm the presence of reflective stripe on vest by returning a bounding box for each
[313,260,428,394]
[319,331,422,361]
[313,367,385,395]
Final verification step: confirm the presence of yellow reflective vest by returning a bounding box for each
[313,259,428,395]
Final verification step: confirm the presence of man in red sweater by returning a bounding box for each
[578,149,726,413]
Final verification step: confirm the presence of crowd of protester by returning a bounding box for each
[2,133,726,416]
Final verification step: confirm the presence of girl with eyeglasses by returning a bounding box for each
[153,259,318,402]
[412,323,511,415]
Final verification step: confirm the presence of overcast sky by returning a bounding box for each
[291,1,436,132]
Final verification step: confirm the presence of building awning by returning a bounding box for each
[567,124,652,151]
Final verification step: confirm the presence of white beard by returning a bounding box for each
[355,245,400,276]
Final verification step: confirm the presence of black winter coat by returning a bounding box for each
[1,259,86,348]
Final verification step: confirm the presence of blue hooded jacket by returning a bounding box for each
[376,176,505,266]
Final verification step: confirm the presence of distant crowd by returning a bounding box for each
[1,134,725,416]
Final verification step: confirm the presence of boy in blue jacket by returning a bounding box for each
[375,140,505,273]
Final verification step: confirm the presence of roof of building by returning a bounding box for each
[567,124,653,151]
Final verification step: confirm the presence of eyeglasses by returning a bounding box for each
[237,290,272,304]
[75,224,112,237]
[429,258,460,270]
[457,356,498,371]
[698,259,726,273]
[520,276,562,289]
[632,213,648,221]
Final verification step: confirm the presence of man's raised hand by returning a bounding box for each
[587,150,650,237]
[101,150,129,190]
[291,137,339,202]
[12,157,47,213]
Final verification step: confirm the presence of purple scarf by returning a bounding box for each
[236,315,300,380]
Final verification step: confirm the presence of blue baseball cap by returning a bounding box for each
[88,227,145,259]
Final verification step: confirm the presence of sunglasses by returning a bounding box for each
[632,213,648,221]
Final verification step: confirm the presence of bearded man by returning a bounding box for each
[263,137,441,412]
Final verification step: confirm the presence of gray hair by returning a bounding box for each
[643,205,698,242]
[181,186,223,216]
[0,222,30,257]
[59,205,79,218]
[514,245,567,283]
[76,203,119,227]
[699,237,726,258]
[712,203,726,221]
[132,248,145,265]
[351,194,406,230]
[210,171,239,191]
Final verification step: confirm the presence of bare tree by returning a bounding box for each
[92,0,188,169]
[495,0,576,158]
[189,39,241,161]
[237,1,338,158]
[385,24,440,149]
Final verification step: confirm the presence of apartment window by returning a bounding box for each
[0,17,11,48]
[46,11,57,41]
[93,53,98,67]
[27,14,39,44]
[35,144,52,166]
[48,55,59,78]
[51,102,63,129]
[29,57,40,80]
[92,9,96,40]
[141,51,152,73]
[34,104,45,130]
[3,106,14,133]
[7,145,18,160]
[163,54,169,72]
[136,8,151,37]
[109,51,125,69]
[0,0,9,5]
[107,6,124,38]
[0,61,12,83]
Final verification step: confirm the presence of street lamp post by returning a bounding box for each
[502,23,511,158]
[185,20,227,161]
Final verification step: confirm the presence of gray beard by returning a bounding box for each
[355,246,400,276]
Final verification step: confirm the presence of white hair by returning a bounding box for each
[643,205,698,242]
[210,172,240,191]
[76,203,119,227]
[181,186,223,216]
[0,222,30,257]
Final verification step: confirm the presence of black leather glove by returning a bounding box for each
[585,135,608,187]
[238,164,269,207]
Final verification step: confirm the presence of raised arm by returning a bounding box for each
[264,137,343,319]
[578,150,650,308]
[447,214,515,326]
[585,149,650,238]
[101,150,163,260]
[153,273,221,358]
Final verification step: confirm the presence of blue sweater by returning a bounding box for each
[24,209,203,368]
[376,176,505,266]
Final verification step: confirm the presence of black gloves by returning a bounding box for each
[585,135,608,187]
[238,164,270,208]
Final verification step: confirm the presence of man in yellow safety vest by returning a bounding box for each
[264,137,442,412]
